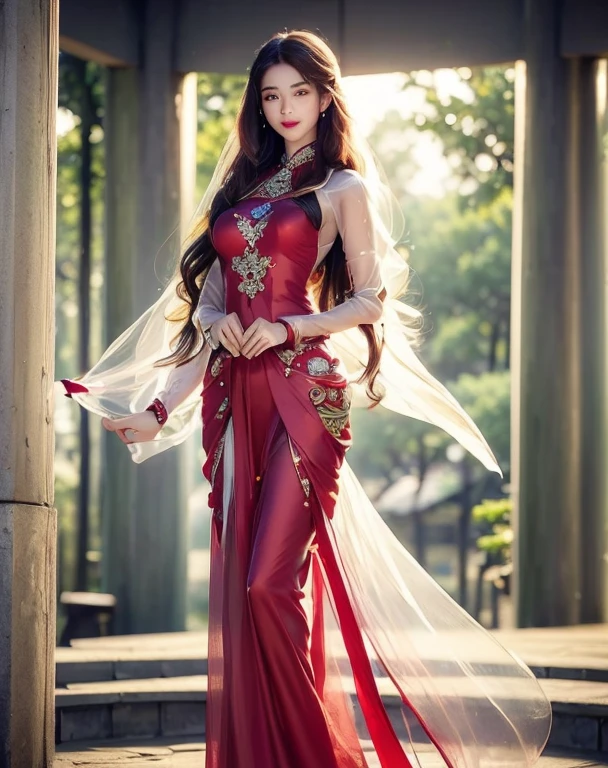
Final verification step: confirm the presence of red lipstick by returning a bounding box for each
[281,121,300,128]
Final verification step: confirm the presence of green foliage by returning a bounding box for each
[448,370,510,472]
[196,74,247,200]
[401,66,515,207]
[353,64,515,489]
[472,497,513,558]
[472,496,512,524]
[349,407,441,487]
[476,528,513,556]
[402,186,512,379]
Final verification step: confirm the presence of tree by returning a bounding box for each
[351,65,515,488]
[195,74,247,202]
[400,66,515,207]
[404,187,512,378]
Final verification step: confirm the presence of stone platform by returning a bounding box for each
[54,624,608,763]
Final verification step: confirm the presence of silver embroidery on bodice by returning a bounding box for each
[231,211,274,300]
[230,143,316,299]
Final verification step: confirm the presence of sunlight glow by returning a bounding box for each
[342,70,475,197]
[57,107,79,137]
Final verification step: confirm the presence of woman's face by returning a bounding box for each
[260,62,331,154]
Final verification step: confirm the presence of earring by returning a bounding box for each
[321,111,326,118]
[259,109,266,128]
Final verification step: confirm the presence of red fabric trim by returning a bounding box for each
[60,379,89,398]
[276,318,295,347]
[146,398,168,425]
[312,512,414,768]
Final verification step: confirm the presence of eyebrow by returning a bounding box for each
[260,80,309,93]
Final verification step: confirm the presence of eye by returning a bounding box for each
[263,94,278,101]
[295,89,309,96]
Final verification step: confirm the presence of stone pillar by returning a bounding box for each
[0,1,59,766]
[577,58,608,623]
[512,0,608,626]
[102,67,139,633]
[602,60,608,621]
[102,1,197,633]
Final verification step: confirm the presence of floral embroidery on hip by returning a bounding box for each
[309,385,351,439]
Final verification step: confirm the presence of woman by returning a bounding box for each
[61,30,551,768]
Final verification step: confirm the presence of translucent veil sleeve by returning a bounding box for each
[56,274,208,463]
[280,170,384,338]
[193,256,226,333]
[56,261,228,464]
[309,170,502,476]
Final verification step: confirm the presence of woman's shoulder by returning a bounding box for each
[325,167,364,184]
[321,167,366,196]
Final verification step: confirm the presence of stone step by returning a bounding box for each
[55,673,608,755]
[55,645,207,686]
[53,736,608,767]
[56,624,608,685]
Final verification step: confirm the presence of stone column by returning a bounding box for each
[577,58,608,623]
[512,0,608,626]
[102,67,139,633]
[0,1,59,766]
[102,1,198,633]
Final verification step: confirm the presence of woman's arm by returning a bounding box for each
[102,268,224,445]
[194,258,244,356]
[156,345,208,415]
[155,261,229,414]
[193,257,226,333]
[102,342,210,445]
[279,172,385,343]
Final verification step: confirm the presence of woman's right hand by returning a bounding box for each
[210,312,244,357]
[102,411,162,445]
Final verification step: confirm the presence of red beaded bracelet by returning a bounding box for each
[276,318,295,347]
[146,398,168,425]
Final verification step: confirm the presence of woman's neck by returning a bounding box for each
[284,133,317,160]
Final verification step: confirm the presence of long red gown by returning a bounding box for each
[202,159,379,768]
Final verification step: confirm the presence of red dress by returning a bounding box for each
[202,170,374,766]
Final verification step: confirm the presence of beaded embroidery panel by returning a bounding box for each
[231,211,274,300]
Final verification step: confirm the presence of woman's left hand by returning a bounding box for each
[102,411,162,445]
[241,318,288,359]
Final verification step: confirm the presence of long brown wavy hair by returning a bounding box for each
[159,30,386,403]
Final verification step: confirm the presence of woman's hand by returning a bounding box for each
[241,318,288,359]
[210,312,244,357]
[102,411,162,445]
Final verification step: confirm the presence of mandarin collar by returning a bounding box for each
[279,140,316,169]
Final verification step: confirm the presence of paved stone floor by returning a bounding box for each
[54,739,205,766]
[53,738,608,767]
